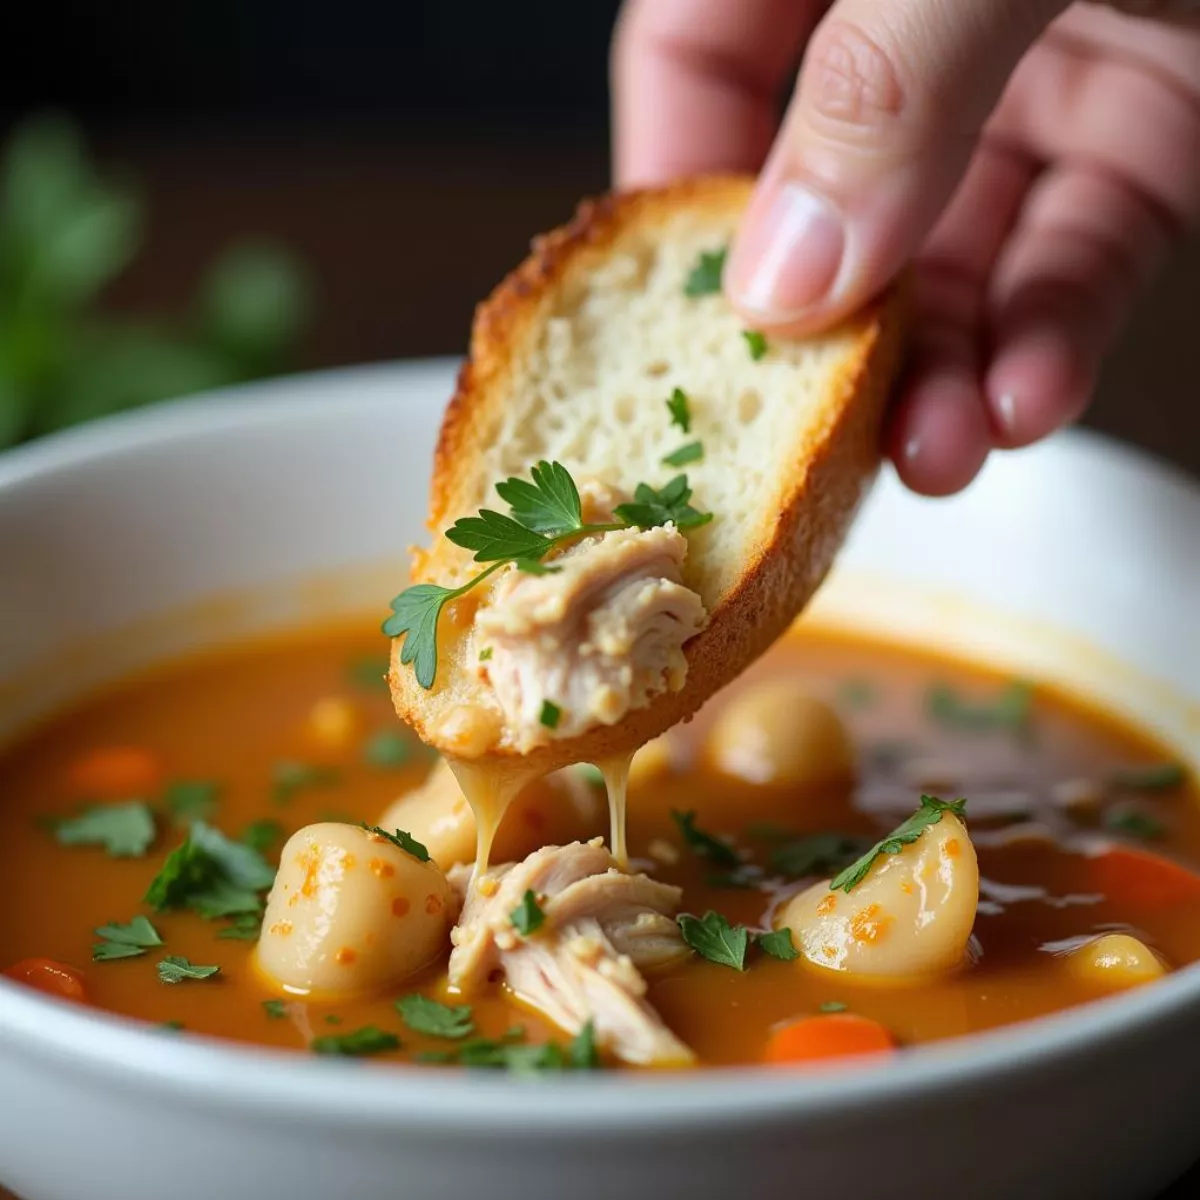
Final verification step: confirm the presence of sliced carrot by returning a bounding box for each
[67,746,161,799]
[1088,846,1200,912]
[764,1013,895,1067]
[4,958,89,1003]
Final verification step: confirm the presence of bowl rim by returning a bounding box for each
[2,358,1199,1132]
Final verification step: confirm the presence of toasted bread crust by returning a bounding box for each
[430,176,759,537]
[391,175,907,773]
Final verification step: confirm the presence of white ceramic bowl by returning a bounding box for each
[1,362,1198,1200]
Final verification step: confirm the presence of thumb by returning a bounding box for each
[726,0,1068,332]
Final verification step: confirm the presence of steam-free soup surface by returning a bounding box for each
[1,621,1197,1068]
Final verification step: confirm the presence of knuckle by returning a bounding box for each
[803,19,909,134]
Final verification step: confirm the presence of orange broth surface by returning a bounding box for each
[2,620,1198,1069]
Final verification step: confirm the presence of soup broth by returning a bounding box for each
[2,621,1197,1069]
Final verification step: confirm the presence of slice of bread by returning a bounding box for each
[389,174,906,774]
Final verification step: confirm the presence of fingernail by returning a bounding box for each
[992,391,1018,437]
[728,180,845,320]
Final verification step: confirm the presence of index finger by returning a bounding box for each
[612,0,822,187]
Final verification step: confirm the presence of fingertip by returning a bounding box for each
[724,176,848,332]
[886,367,992,497]
[985,325,1096,449]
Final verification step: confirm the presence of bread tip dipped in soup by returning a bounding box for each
[383,175,906,861]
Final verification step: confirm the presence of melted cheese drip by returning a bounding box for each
[448,748,639,881]
[598,752,636,870]
[446,757,543,879]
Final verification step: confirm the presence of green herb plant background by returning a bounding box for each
[0,115,313,450]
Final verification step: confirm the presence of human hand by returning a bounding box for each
[613,0,1200,494]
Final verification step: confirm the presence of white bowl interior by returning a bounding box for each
[1,360,1199,1200]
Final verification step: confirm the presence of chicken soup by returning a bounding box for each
[2,621,1197,1070]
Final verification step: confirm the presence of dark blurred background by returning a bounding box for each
[2,0,1198,474]
[3,0,1199,473]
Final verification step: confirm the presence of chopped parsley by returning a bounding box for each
[926,680,1033,735]
[491,459,588,533]
[678,911,748,971]
[271,760,340,805]
[417,1022,599,1073]
[311,1026,401,1057]
[385,461,713,689]
[414,1049,456,1064]
[671,809,738,869]
[742,330,768,360]
[868,740,918,772]
[666,387,691,433]
[510,890,546,936]
[573,763,605,788]
[684,247,727,297]
[144,820,275,915]
[346,654,391,693]
[479,646,493,662]
[568,1020,599,1070]
[53,801,156,858]
[360,823,430,863]
[396,994,475,1040]
[92,916,163,962]
[830,796,968,893]
[837,678,876,710]
[819,1000,848,1014]
[159,1020,185,1032]
[362,729,412,769]
[262,999,288,1019]
[163,779,220,826]
[1105,806,1165,841]
[706,864,766,889]
[240,818,284,855]
[383,584,460,691]
[662,440,704,468]
[539,700,562,730]
[325,1015,343,1025]
[1109,764,1187,792]
[216,911,263,941]
[157,956,220,984]
[187,878,266,919]
[515,559,563,576]
[612,474,713,532]
[756,928,799,962]
[770,832,869,880]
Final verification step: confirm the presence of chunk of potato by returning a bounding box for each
[777,812,978,981]
[706,682,855,788]
[1066,933,1167,991]
[255,823,453,998]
